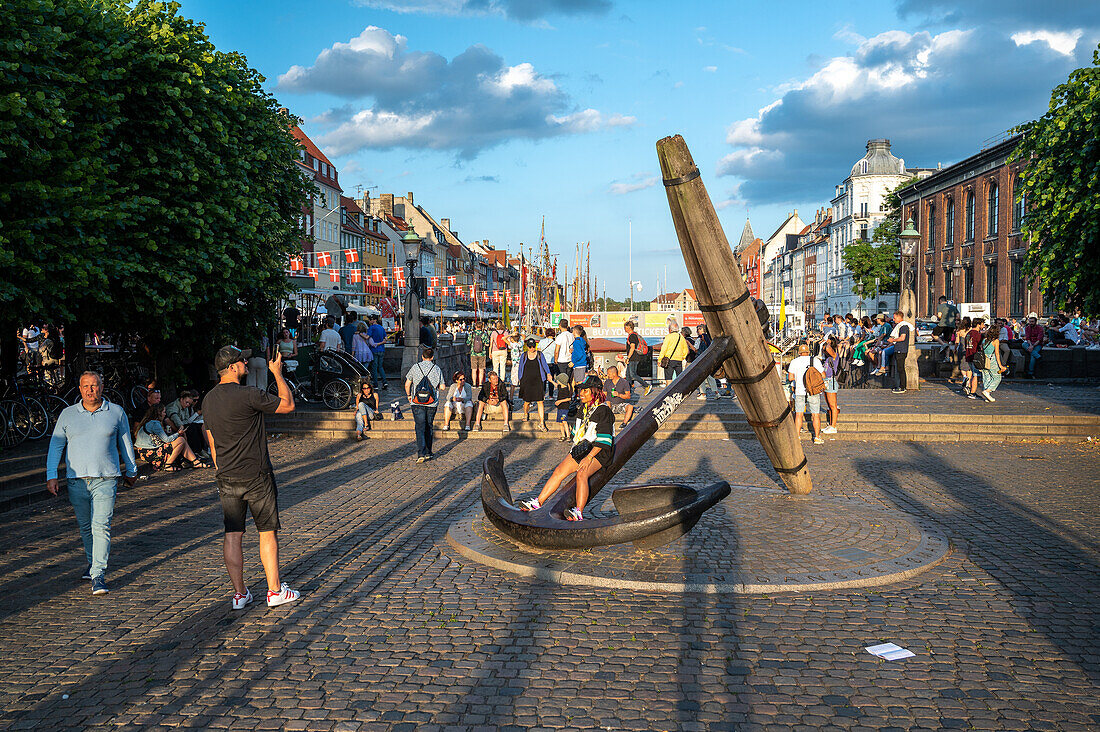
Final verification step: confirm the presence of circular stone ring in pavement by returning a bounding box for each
[445,483,950,594]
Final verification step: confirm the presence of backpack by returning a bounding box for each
[634,334,649,356]
[585,340,594,370]
[471,332,484,352]
[804,360,826,396]
[494,331,507,350]
[972,343,988,370]
[410,364,437,406]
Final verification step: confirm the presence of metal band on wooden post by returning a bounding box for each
[662,168,700,187]
[745,404,792,429]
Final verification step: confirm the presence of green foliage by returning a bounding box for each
[0,0,312,356]
[842,240,899,299]
[1013,44,1100,315]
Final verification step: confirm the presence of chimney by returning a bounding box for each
[407,192,414,206]
[380,193,394,216]
[441,218,450,231]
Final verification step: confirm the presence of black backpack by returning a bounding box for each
[410,365,436,405]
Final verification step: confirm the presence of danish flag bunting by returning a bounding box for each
[344,249,359,264]
[481,292,489,302]
[427,287,435,297]
[430,276,440,287]
[289,256,303,272]
[329,270,340,282]
[447,276,456,287]
[372,268,383,282]
[348,269,362,283]
[392,267,403,279]
[440,287,448,297]
[307,267,318,278]
[317,251,332,267]
[454,286,463,298]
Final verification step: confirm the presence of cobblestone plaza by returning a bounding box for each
[2,433,1099,730]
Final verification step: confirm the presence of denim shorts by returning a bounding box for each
[794,394,822,414]
[218,471,280,533]
[823,377,838,394]
[556,408,569,423]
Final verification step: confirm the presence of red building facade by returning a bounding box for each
[898,135,1045,319]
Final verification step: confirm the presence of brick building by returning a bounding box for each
[896,135,1042,319]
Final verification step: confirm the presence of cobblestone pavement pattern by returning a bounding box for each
[1,434,1099,730]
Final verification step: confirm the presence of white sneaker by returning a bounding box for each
[517,497,541,511]
[442,423,450,431]
[266,583,300,608]
[232,589,253,610]
[696,394,706,400]
[821,425,838,434]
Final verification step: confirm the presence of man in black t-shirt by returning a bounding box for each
[203,345,300,611]
[622,321,652,396]
[887,310,912,394]
[603,365,634,426]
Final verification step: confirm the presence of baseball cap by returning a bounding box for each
[214,345,251,372]
[797,344,810,355]
[576,374,602,392]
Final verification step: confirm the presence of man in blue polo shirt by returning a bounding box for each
[46,371,137,596]
[368,315,388,389]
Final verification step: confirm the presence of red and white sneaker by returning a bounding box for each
[266,582,300,608]
[231,589,252,610]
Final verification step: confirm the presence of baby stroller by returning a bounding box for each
[267,348,370,410]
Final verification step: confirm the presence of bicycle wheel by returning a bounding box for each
[25,398,50,440]
[322,379,353,410]
[43,394,68,421]
[1,400,30,448]
[130,385,148,411]
[103,387,125,407]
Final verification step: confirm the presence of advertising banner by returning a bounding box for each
[548,311,704,341]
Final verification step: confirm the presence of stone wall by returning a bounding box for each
[914,343,1100,379]
[385,334,471,386]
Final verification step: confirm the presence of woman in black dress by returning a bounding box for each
[517,337,552,431]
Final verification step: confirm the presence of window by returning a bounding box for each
[944,268,953,301]
[964,266,974,303]
[928,204,936,248]
[1010,259,1026,316]
[987,183,998,236]
[860,201,868,217]
[946,199,955,245]
[965,191,975,241]
[1013,183,1025,230]
[927,272,936,315]
[986,262,998,313]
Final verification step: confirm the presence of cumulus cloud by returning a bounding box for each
[464,174,500,183]
[609,172,657,195]
[352,0,611,23]
[895,0,1100,32]
[1011,29,1083,56]
[278,27,630,158]
[718,27,1097,205]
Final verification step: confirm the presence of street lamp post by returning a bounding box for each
[399,226,423,383]
[898,217,921,391]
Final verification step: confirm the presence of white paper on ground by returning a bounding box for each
[865,642,915,661]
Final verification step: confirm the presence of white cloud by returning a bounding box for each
[1011,29,1083,56]
[717,26,1094,204]
[609,171,657,194]
[280,27,630,158]
[703,65,718,73]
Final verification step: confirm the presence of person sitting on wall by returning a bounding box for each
[517,375,614,522]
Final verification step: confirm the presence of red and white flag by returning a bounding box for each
[427,286,435,297]
[447,276,456,286]
[307,267,318,278]
[317,251,332,267]
[329,270,340,282]
[344,249,359,264]
[392,266,403,279]
[372,268,383,282]
[454,286,463,298]
[289,256,303,271]
[430,276,440,287]
[380,276,389,288]
[440,287,448,297]
[481,292,489,302]
[348,269,362,283]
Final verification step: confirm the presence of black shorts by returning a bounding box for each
[218,471,280,533]
[932,326,951,338]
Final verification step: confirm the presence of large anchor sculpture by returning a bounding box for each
[482,135,813,550]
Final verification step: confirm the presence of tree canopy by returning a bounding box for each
[0,0,312,362]
[1013,43,1100,316]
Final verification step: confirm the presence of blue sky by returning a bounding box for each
[180,0,1099,300]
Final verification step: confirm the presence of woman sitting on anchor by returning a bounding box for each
[518,375,614,521]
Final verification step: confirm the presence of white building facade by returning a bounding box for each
[825,139,912,317]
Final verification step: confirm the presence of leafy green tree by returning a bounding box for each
[1013,44,1100,315]
[0,0,312,377]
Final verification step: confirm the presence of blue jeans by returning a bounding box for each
[412,405,437,458]
[624,359,649,390]
[1025,342,1043,374]
[68,477,117,578]
[878,345,894,371]
[371,350,387,385]
[355,403,377,431]
[700,374,718,395]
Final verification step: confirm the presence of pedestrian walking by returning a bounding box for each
[977,324,1007,402]
[46,371,138,595]
[552,318,575,384]
[405,347,446,463]
[202,345,300,610]
[469,320,489,386]
[368,315,388,389]
[820,335,840,434]
[571,325,590,384]
[786,344,826,444]
[490,320,510,382]
[621,321,653,396]
[518,337,552,431]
